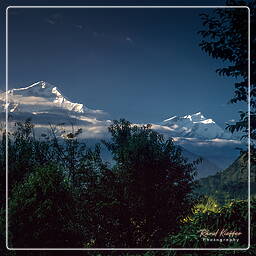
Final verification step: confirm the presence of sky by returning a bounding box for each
[0,0,247,127]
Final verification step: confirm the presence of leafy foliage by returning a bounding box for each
[8,164,84,248]
[195,153,256,204]
[199,0,256,141]
[0,119,253,251]
[81,119,198,247]
[163,199,254,252]
[1,119,198,248]
[192,196,220,214]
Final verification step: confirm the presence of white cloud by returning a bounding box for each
[125,37,133,43]
[45,13,62,25]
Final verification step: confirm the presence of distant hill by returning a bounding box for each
[195,153,256,204]
[178,146,221,178]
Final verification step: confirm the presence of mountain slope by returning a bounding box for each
[152,123,243,171]
[0,81,105,116]
[179,146,221,178]
[195,153,256,204]
[161,112,235,140]
[0,81,110,139]
[0,81,244,178]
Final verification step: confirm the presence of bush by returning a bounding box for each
[163,199,255,254]
[8,164,84,248]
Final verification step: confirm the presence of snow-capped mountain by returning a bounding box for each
[0,81,110,139]
[0,81,235,141]
[0,81,244,177]
[0,81,103,115]
[161,112,233,140]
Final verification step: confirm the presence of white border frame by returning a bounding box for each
[5,5,251,251]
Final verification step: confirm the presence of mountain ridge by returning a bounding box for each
[161,112,235,140]
[0,81,244,177]
[2,81,236,140]
[2,81,86,114]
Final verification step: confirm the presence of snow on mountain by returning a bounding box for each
[161,112,233,140]
[152,112,243,172]
[0,81,104,116]
[0,82,236,142]
[0,81,110,139]
[0,81,244,176]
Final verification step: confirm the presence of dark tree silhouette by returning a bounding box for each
[96,119,198,247]
[198,0,255,145]
[8,164,84,248]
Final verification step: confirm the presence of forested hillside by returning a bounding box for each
[196,154,256,204]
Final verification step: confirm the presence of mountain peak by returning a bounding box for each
[183,112,206,122]
[162,112,231,140]
[4,81,85,114]
[164,112,206,123]
[29,80,52,87]
[11,81,54,92]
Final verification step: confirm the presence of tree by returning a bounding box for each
[8,164,84,248]
[1,120,107,249]
[48,124,106,188]
[87,119,198,247]
[4,120,56,193]
[198,0,256,144]
[2,119,198,248]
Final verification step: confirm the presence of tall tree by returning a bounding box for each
[198,0,255,146]
[91,119,198,247]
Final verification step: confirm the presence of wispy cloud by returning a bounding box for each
[74,24,84,30]
[93,31,105,37]
[45,13,62,25]
[125,37,133,43]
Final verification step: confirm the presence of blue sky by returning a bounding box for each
[0,1,247,127]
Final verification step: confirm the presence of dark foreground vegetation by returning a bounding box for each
[0,119,254,255]
[1,119,198,249]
